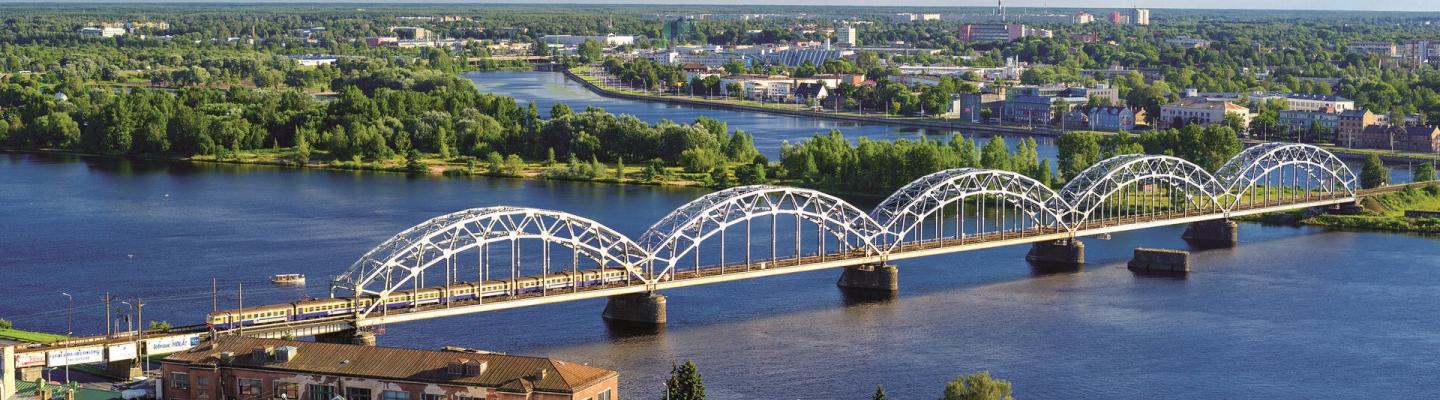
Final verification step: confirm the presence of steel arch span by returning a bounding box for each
[1215,143,1358,209]
[1059,154,1227,227]
[332,206,651,318]
[638,185,885,280]
[871,168,1069,250]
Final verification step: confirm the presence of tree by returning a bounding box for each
[942,371,1013,400]
[665,360,705,400]
[872,385,887,400]
[148,321,172,332]
[0,319,11,329]
[1361,154,1388,189]
[1413,162,1436,183]
[613,157,625,181]
[406,150,428,174]
[577,39,603,63]
[980,137,1012,171]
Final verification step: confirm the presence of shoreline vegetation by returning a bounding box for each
[1249,183,1440,235]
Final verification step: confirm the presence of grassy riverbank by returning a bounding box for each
[1251,183,1440,234]
[6,147,763,189]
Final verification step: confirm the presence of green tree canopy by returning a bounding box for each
[942,371,1014,400]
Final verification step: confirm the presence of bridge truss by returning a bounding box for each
[331,144,1359,319]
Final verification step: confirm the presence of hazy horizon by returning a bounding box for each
[3,1,1438,13]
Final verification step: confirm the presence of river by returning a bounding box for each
[465,71,1416,182]
[2,72,1438,399]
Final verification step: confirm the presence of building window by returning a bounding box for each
[421,394,445,400]
[344,388,372,400]
[239,378,263,397]
[307,384,335,400]
[275,382,300,399]
[597,389,612,400]
[381,391,410,400]
[196,376,208,388]
[170,372,190,390]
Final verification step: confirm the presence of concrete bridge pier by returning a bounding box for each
[315,329,376,346]
[602,293,667,325]
[1026,239,1085,266]
[836,263,899,292]
[1182,220,1238,246]
[105,358,142,380]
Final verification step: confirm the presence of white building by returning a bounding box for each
[540,34,636,47]
[837,25,858,46]
[1131,8,1151,25]
[1160,99,1251,129]
[79,27,127,38]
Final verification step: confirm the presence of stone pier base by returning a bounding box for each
[602,294,667,325]
[1331,201,1366,215]
[1127,248,1190,274]
[1026,239,1085,266]
[316,329,376,346]
[105,358,142,380]
[836,264,899,292]
[1182,220,1238,246]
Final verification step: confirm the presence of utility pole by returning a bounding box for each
[135,299,146,374]
[60,292,72,384]
[102,292,113,338]
[212,277,218,312]
[237,283,244,335]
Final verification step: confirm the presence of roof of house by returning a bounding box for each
[1166,98,1249,112]
[1089,106,1132,116]
[162,337,616,395]
[795,82,826,97]
[1362,125,1440,137]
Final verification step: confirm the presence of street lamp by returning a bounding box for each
[120,301,135,336]
[60,292,72,384]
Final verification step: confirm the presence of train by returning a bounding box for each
[207,269,629,330]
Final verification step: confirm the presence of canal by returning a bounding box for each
[1,72,1437,399]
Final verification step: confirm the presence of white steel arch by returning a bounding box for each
[1059,154,1226,226]
[638,185,885,279]
[1215,143,1358,209]
[871,168,1068,249]
[331,146,1361,315]
[333,206,652,318]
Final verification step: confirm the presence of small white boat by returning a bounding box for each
[271,274,306,285]
[1094,233,1113,240]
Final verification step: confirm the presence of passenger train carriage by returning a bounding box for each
[208,269,628,329]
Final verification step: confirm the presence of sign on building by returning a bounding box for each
[47,346,104,367]
[15,352,46,368]
[108,343,138,361]
[145,334,201,355]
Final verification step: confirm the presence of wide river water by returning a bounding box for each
[2,71,1438,399]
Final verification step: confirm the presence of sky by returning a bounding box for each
[13,0,1440,12]
[503,0,1440,12]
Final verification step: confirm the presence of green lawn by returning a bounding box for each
[0,328,67,343]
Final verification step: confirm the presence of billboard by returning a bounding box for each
[145,334,201,355]
[47,346,104,367]
[108,343,138,361]
[15,352,46,368]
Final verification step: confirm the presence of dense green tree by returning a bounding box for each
[872,385,887,400]
[1413,162,1436,183]
[1362,154,1389,189]
[942,371,1014,400]
[665,360,705,400]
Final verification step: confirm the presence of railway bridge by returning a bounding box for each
[2,143,1392,394]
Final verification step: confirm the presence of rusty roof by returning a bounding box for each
[162,337,615,395]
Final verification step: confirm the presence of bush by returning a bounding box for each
[0,318,12,329]
[942,371,1013,400]
[679,147,724,173]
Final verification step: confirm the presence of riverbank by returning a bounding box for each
[1250,183,1440,234]
[562,66,1060,138]
[0,147,743,189]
